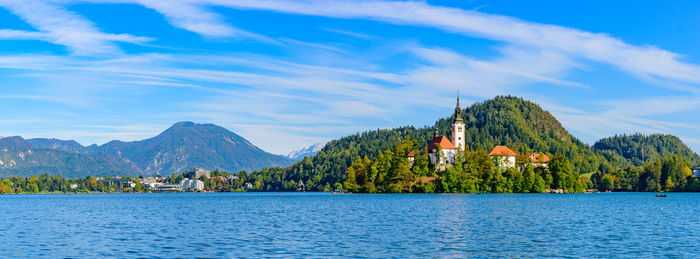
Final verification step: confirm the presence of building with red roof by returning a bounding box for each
[489,146,518,169]
[428,136,456,150]
[407,151,416,165]
[528,153,550,168]
[427,133,457,167]
[488,146,518,156]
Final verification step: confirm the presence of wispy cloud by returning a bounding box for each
[192,0,700,91]
[0,29,48,40]
[0,0,153,55]
[321,28,372,39]
[134,0,274,43]
[552,95,700,147]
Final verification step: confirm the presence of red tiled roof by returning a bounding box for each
[407,151,415,157]
[415,177,437,184]
[488,146,518,156]
[529,153,550,163]
[428,136,456,150]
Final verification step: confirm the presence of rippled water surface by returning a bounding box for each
[1,192,699,257]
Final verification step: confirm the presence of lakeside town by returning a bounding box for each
[0,168,248,194]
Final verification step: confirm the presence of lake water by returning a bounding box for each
[0,192,698,258]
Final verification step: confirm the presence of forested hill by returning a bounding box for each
[594,134,700,166]
[282,96,629,190]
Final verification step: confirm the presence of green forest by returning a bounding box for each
[0,174,147,194]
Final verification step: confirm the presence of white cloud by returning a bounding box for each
[190,0,700,90]
[0,29,48,40]
[23,0,700,90]
[597,96,700,117]
[0,0,153,55]
[551,96,700,150]
[321,28,372,39]
[134,0,273,42]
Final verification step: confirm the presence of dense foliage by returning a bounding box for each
[594,133,700,166]
[342,137,587,193]
[0,174,147,194]
[589,154,700,192]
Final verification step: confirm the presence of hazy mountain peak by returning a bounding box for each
[95,121,292,175]
[287,143,326,161]
[27,138,87,153]
[0,136,31,151]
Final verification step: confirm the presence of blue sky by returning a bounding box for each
[1,0,700,155]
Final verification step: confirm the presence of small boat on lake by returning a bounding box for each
[655,193,667,197]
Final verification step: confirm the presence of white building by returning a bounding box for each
[180,179,204,191]
[428,135,457,166]
[489,146,518,169]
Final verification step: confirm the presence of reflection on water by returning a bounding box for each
[0,192,698,257]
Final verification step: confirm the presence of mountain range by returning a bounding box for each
[0,122,293,178]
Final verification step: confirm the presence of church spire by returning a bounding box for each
[452,91,466,151]
[457,90,460,108]
[454,91,463,123]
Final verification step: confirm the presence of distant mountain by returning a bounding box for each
[27,138,88,153]
[91,122,294,176]
[0,136,141,178]
[593,133,700,166]
[0,122,294,178]
[287,143,325,161]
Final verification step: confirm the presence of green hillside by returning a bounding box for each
[256,96,631,191]
[593,134,700,166]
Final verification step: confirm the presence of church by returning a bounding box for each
[424,95,531,171]
[427,96,465,169]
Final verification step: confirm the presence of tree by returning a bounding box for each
[522,165,535,193]
[600,174,615,191]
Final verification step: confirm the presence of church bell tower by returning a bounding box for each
[452,92,465,151]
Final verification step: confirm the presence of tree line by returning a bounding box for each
[342,136,588,193]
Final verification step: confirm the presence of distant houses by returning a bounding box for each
[139,168,209,192]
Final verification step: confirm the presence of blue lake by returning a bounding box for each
[0,192,699,258]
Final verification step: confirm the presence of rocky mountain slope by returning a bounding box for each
[0,122,294,177]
